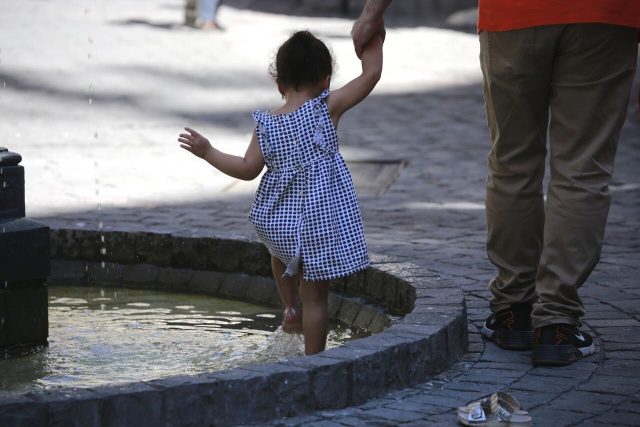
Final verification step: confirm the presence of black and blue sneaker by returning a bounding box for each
[532,323,595,366]
[481,303,534,350]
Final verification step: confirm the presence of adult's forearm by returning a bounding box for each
[361,0,392,20]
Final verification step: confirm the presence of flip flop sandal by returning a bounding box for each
[457,391,527,415]
[457,391,532,426]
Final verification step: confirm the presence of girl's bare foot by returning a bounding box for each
[282,307,302,334]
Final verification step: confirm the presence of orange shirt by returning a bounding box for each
[478,0,640,31]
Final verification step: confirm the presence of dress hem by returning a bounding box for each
[301,260,370,282]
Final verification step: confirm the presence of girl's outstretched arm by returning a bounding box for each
[327,34,383,126]
[178,127,264,181]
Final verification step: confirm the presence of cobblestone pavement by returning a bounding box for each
[2,0,639,425]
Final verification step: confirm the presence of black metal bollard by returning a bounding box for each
[0,147,50,359]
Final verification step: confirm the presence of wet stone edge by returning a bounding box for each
[0,228,468,426]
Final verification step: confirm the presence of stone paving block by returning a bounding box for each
[32,388,101,427]
[327,292,343,320]
[531,365,594,379]
[381,400,445,416]
[246,275,278,306]
[237,240,271,276]
[157,267,193,290]
[471,361,531,371]
[529,408,592,426]
[349,350,401,405]
[187,270,225,295]
[587,318,640,327]
[53,228,101,261]
[171,237,209,270]
[604,342,640,352]
[48,258,88,286]
[0,395,46,427]
[382,274,398,313]
[329,276,348,293]
[449,369,511,388]
[345,269,368,299]
[467,342,483,353]
[282,356,350,410]
[122,264,158,289]
[98,383,165,427]
[419,388,484,407]
[337,416,392,427]
[397,390,461,409]
[467,367,524,382]
[265,414,324,426]
[510,374,576,393]
[336,298,362,327]
[238,363,312,420]
[479,342,532,364]
[161,378,226,426]
[360,407,426,423]
[548,390,627,415]
[351,304,377,331]
[207,238,242,272]
[304,420,346,427]
[598,365,640,377]
[160,368,293,426]
[501,389,557,411]
[387,322,444,340]
[605,350,640,360]
[446,381,505,396]
[446,313,467,360]
[316,408,367,419]
[87,261,125,287]
[393,281,416,315]
[603,359,640,371]
[576,374,640,395]
[427,325,450,374]
[102,231,138,264]
[363,269,386,304]
[578,419,625,427]
[419,413,459,426]
[592,326,640,341]
[368,313,391,333]
[134,231,173,266]
[218,272,251,299]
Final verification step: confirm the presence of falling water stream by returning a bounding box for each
[0,286,368,395]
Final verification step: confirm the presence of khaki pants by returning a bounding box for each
[480,24,638,328]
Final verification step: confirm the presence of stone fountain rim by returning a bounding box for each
[0,228,467,426]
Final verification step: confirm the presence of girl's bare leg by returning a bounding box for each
[299,279,330,355]
[271,256,301,333]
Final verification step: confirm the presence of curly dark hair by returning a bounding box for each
[270,31,333,91]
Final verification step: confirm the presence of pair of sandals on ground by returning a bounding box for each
[458,391,532,426]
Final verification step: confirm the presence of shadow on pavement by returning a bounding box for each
[221,0,478,32]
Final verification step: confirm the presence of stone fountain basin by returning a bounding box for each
[0,229,467,426]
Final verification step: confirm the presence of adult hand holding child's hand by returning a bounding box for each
[178,127,213,159]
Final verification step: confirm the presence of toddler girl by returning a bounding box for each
[178,30,383,355]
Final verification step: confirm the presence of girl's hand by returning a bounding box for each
[362,32,384,54]
[178,127,213,159]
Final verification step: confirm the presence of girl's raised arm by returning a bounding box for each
[327,34,383,126]
[179,127,265,181]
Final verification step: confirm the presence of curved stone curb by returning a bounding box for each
[0,229,467,426]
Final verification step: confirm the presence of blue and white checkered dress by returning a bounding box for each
[249,89,369,281]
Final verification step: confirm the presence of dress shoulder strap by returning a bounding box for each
[252,110,272,162]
